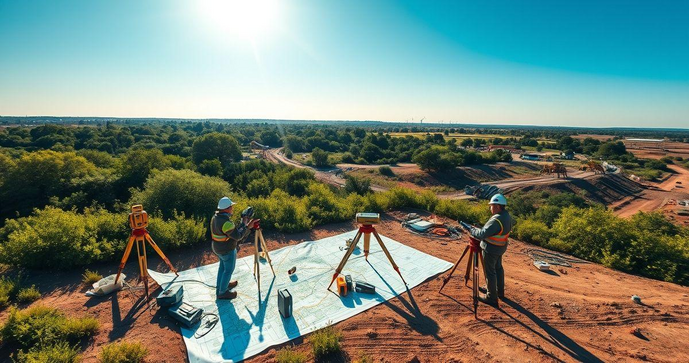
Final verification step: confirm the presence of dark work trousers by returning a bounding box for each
[482,250,504,302]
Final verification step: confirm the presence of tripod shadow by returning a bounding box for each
[493,298,603,363]
[246,278,275,343]
[367,261,442,341]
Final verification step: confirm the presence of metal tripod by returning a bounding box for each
[251,220,275,294]
[114,228,178,300]
[327,224,407,291]
[438,236,486,318]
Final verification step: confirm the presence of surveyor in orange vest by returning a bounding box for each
[468,193,514,306]
[210,197,254,300]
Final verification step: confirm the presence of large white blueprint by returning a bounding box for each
[149,230,452,362]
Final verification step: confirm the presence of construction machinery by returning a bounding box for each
[541,163,568,178]
[250,141,270,158]
[580,161,605,174]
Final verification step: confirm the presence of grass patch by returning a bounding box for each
[82,269,103,286]
[16,341,82,363]
[310,326,342,359]
[353,351,373,363]
[16,285,41,303]
[0,275,20,308]
[99,341,148,363]
[275,345,308,363]
[0,305,99,351]
[378,165,395,177]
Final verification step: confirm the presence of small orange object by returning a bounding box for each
[337,275,348,296]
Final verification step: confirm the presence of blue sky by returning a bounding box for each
[0,0,687,127]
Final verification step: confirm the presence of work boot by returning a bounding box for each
[217,291,237,300]
[479,286,487,294]
[478,295,498,307]
[228,280,238,290]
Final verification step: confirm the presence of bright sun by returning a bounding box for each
[198,0,280,41]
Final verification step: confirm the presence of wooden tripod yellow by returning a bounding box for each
[327,221,407,291]
[251,220,275,294]
[114,205,177,300]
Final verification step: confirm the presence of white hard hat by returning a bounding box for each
[489,193,507,206]
[217,197,235,210]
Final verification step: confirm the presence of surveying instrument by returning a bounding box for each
[327,213,407,291]
[243,207,275,294]
[114,205,178,300]
[438,221,487,318]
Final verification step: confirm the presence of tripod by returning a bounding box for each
[327,223,407,291]
[438,236,486,318]
[114,205,178,301]
[250,220,275,294]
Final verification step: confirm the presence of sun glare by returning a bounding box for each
[198,0,280,41]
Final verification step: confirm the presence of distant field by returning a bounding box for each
[387,132,553,142]
[571,134,614,141]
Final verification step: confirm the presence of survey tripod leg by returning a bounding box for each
[439,244,470,292]
[114,235,136,284]
[372,230,407,286]
[327,230,362,290]
[253,228,276,294]
[144,233,178,276]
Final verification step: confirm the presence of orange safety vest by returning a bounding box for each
[485,218,510,247]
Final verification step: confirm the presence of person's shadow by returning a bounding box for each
[217,300,252,362]
[492,298,603,363]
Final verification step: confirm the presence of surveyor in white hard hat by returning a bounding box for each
[468,193,514,306]
[210,197,254,300]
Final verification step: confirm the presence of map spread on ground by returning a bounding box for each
[149,230,453,362]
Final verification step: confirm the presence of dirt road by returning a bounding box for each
[12,211,688,362]
[613,164,689,217]
[266,148,598,199]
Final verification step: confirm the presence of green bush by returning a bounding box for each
[344,175,371,195]
[130,168,232,219]
[99,341,148,363]
[191,132,242,166]
[513,219,552,246]
[82,270,103,286]
[16,286,41,303]
[434,199,490,224]
[0,207,126,270]
[275,346,307,363]
[310,326,342,358]
[145,212,207,250]
[0,305,99,350]
[0,275,20,308]
[311,147,330,167]
[378,165,395,177]
[15,341,82,363]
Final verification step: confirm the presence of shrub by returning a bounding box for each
[344,175,371,195]
[145,212,207,250]
[15,341,82,363]
[0,207,126,270]
[197,159,223,177]
[0,275,20,308]
[513,219,552,246]
[99,341,148,363]
[311,148,329,167]
[16,286,41,303]
[82,270,103,286]
[275,346,307,363]
[378,165,395,177]
[130,168,232,219]
[310,326,342,358]
[434,199,490,224]
[0,305,99,350]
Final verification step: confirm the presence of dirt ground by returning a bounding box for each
[612,165,689,218]
[2,211,688,363]
[625,141,689,161]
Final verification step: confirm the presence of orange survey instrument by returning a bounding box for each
[114,205,178,301]
[337,276,348,296]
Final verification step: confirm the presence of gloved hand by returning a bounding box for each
[459,221,473,231]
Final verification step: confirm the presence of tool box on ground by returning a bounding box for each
[168,302,203,328]
[156,284,183,307]
[278,289,292,318]
[345,275,353,292]
[533,261,551,271]
[354,281,376,294]
[337,275,348,296]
